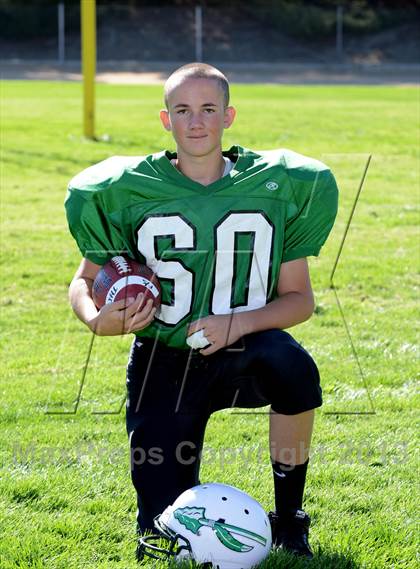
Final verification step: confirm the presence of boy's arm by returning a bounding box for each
[188,258,314,355]
[69,258,102,325]
[236,257,314,334]
[69,258,156,336]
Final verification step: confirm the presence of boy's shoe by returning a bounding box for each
[268,509,314,559]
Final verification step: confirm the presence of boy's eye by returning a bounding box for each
[204,108,215,113]
[176,109,187,115]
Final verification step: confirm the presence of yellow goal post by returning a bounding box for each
[81,0,96,139]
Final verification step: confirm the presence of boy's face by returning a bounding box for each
[160,78,235,158]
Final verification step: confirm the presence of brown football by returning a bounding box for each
[92,255,161,310]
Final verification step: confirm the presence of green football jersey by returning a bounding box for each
[65,145,338,349]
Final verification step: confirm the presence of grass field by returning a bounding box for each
[0,81,418,568]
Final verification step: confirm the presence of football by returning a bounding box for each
[92,255,161,310]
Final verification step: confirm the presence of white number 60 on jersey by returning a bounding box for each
[137,212,273,325]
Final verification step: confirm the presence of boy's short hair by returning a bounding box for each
[164,62,230,108]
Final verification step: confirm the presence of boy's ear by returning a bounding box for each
[224,106,236,129]
[160,109,172,131]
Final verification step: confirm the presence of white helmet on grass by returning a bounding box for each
[139,483,272,568]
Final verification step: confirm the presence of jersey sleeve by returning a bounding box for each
[282,167,338,263]
[65,159,125,265]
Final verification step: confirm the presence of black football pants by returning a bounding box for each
[125,329,322,532]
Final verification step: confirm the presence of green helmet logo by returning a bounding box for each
[174,506,267,553]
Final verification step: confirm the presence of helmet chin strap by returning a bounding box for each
[138,516,193,562]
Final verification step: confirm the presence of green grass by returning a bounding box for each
[1,81,419,568]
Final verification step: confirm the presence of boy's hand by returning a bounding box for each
[88,293,157,336]
[188,314,244,356]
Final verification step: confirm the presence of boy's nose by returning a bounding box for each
[189,114,204,129]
